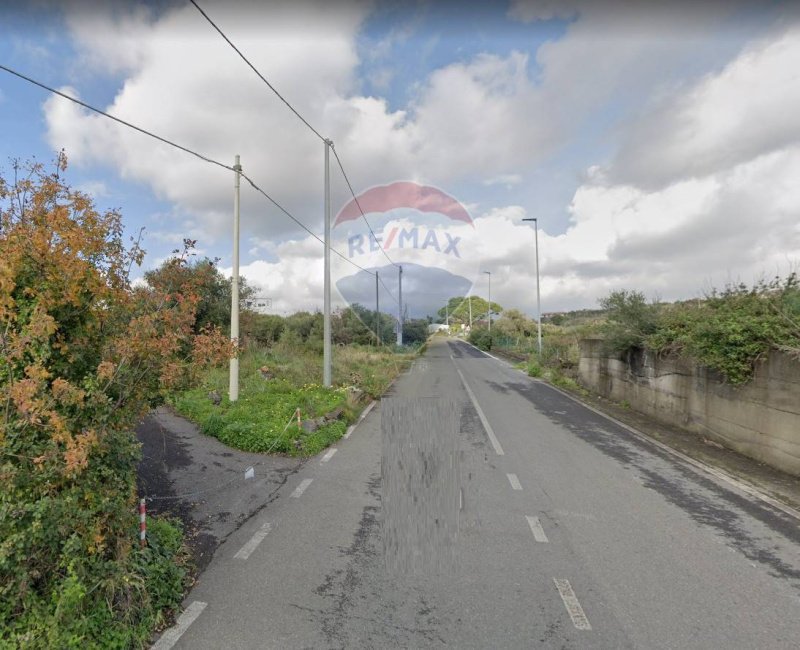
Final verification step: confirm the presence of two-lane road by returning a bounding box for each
[154,337,800,649]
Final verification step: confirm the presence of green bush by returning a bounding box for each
[598,289,659,354]
[468,327,493,351]
[647,275,800,384]
[527,361,543,377]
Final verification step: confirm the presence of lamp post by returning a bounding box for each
[522,217,542,357]
[483,270,492,334]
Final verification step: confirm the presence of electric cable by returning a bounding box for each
[187,2,401,273]
[189,0,326,143]
[0,63,386,283]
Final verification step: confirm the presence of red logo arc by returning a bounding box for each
[334,181,473,227]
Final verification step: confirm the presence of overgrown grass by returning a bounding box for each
[2,514,188,649]
[171,342,415,456]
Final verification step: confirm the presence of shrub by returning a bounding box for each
[469,327,493,350]
[0,157,228,646]
[598,289,660,354]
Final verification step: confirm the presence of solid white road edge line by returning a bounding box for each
[507,473,523,490]
[151,600,208,650]
[321,448,337,463]
[553,579,591,630]
[464,337,800,523]
[234,522,272,560]
[526,515,549,543]
[345,400,376,439]
[291,478,313,498]
[539,379,800,522]
[454,365,505,456]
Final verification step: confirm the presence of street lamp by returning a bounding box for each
[522,217,542,357]
[483,270,492,334]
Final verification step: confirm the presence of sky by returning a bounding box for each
[1,0,799,318]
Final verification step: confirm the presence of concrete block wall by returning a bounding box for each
[578,339,800,476]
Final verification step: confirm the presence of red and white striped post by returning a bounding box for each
[139,498,147,548]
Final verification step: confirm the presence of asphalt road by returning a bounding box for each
[153,337,800,649]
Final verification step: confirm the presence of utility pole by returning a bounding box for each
[445,303,449,329]
[468,294,473,330]
[323,140,332,387]
[229,154,241,401]
[522,217,543,357]
[375,271,380,346]
[396,265,403,346]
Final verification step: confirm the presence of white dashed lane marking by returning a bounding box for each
[321,448,337,463]
[291,478,313,498]
[507,473,522,490]
[151,601,207,649]
[526,515,549,543]
[554,578,592,630]
[234,522,272,560]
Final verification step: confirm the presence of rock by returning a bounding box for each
[301,420,319,433]
[208,390,221,406]
[324,407,344,423]
[346,386,364,401]
[258,366,273,380]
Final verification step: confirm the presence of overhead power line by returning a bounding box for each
[0,63,392,291]
[331,145,399,269]
[189,0,325,143]
[188,1,400,271]
[0,64,233,173]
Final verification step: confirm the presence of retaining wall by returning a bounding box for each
[578,339,800,476]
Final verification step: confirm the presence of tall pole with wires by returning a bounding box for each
[396,265,403,346]
[229,154,241,401]
[469,294,473,330]
[323,140,332,387]
[375,271,380,346]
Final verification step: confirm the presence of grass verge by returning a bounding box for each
[171,342,415,456]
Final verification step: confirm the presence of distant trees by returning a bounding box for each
[436,295,502,325]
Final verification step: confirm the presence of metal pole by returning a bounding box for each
[229,154,241,401]
[523,217,543,358]
[484,271,492,334]
[323,140,332,387]
[375,271,380,346]
[535,219,542,357]
[396,265,403,346]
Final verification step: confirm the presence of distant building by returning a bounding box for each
[428,323,450,334]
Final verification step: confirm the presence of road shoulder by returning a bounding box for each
[472,340,800,517]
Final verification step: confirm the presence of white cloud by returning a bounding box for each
[41,1,800,314]
[609,26,800,188]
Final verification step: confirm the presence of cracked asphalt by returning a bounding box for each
[149,338,800,648]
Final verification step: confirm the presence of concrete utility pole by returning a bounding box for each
[445,303,449,329]
[484,271,492,334]
[375,271,380,346]
[522,217,542,357]
[469,294,473,330]
[323,140,332,387]
[396,265,403,346]
[229,154,241,402]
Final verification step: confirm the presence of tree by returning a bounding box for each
[598,289,659,353]
[0,157,230,645]
[436,295,502,324]
[144,256,255,334]
[495,308,535,341]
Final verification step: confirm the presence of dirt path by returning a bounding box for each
[135,406,303,573]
